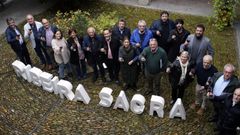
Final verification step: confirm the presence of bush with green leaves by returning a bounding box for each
[54,10,118,36]
[89,11,118,33]
[54,10,91,36]
[212,0,240,31]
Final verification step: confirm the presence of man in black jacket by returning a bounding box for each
[112,18,131,43]
[207,88,240,135]
[150,11,175,54]
[102,29,121,83]
[83,27,106,83]
[5,18,32,65]
[208,64,239,122]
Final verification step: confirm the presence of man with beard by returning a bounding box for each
[167,19,190,62]
[180,24,214,66]
[150,11,175,54]
[112,18,131,43]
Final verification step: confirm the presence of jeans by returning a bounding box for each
[58,62,72,79]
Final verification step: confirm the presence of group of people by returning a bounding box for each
[5,11,240,135]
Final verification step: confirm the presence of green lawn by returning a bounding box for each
[0,0,238,134]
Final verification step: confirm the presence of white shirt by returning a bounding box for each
[213,75,230,96]
[14,28,23,45]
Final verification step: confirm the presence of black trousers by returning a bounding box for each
[11,43,32,65]
[105,58,120,81]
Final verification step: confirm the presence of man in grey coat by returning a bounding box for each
[180,24,214,66]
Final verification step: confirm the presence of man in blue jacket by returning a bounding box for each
[5,17,32,65]
[130,20,153,53]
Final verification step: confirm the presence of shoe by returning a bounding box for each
[190,103,198,110]
[40,64,46,70]
[115,80,120,84]
[170,100,176,105]
[208,116,217,122]
[123,84,130,90]
[196,108,205,115]
[77,76,81,80]
[132,84,137,91]
[144,90,153,95]
[68,73,73,77]
[48,64,53,70]
[102,77,106,82]
[92,76,97,82]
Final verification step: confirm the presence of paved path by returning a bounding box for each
[104,0,213,16]
[234,22,240,65]
[0,0,55,34]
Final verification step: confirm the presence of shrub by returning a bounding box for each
[212,0,240,31]
[53,10,118,36]
[54,10,91,36]
[89,11,118,33]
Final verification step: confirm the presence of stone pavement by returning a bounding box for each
[104,0,213,16]
[0,0,55,34]
[234,22,240,66]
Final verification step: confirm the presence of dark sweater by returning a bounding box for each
[195,63,218,86]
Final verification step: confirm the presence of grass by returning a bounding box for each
[0,0,239,134]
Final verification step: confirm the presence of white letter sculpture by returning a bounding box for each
[40,72,53,92]
[29,67,43,87]
[12,60,31,82]
[51,76,59,95]
[113,90,129,112]
[57,80,75,100]
[130,94,145,114]
[169,98,186,120]
[99,87,113,107]
[149,95,165,117]
[73,84,91,104]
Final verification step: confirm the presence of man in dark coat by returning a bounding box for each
[208,64,239,122]
[180,24,214,66]
[207,88,240,135]
[83,27,106,83]
[102,28,121,83]
[112,18,131,43]
[167,19,190,62]
[150,11,175,54]
[5,17,32,65]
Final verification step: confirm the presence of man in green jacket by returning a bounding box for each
[139,38,168,95]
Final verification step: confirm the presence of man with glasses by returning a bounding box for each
[208,64,239,122]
